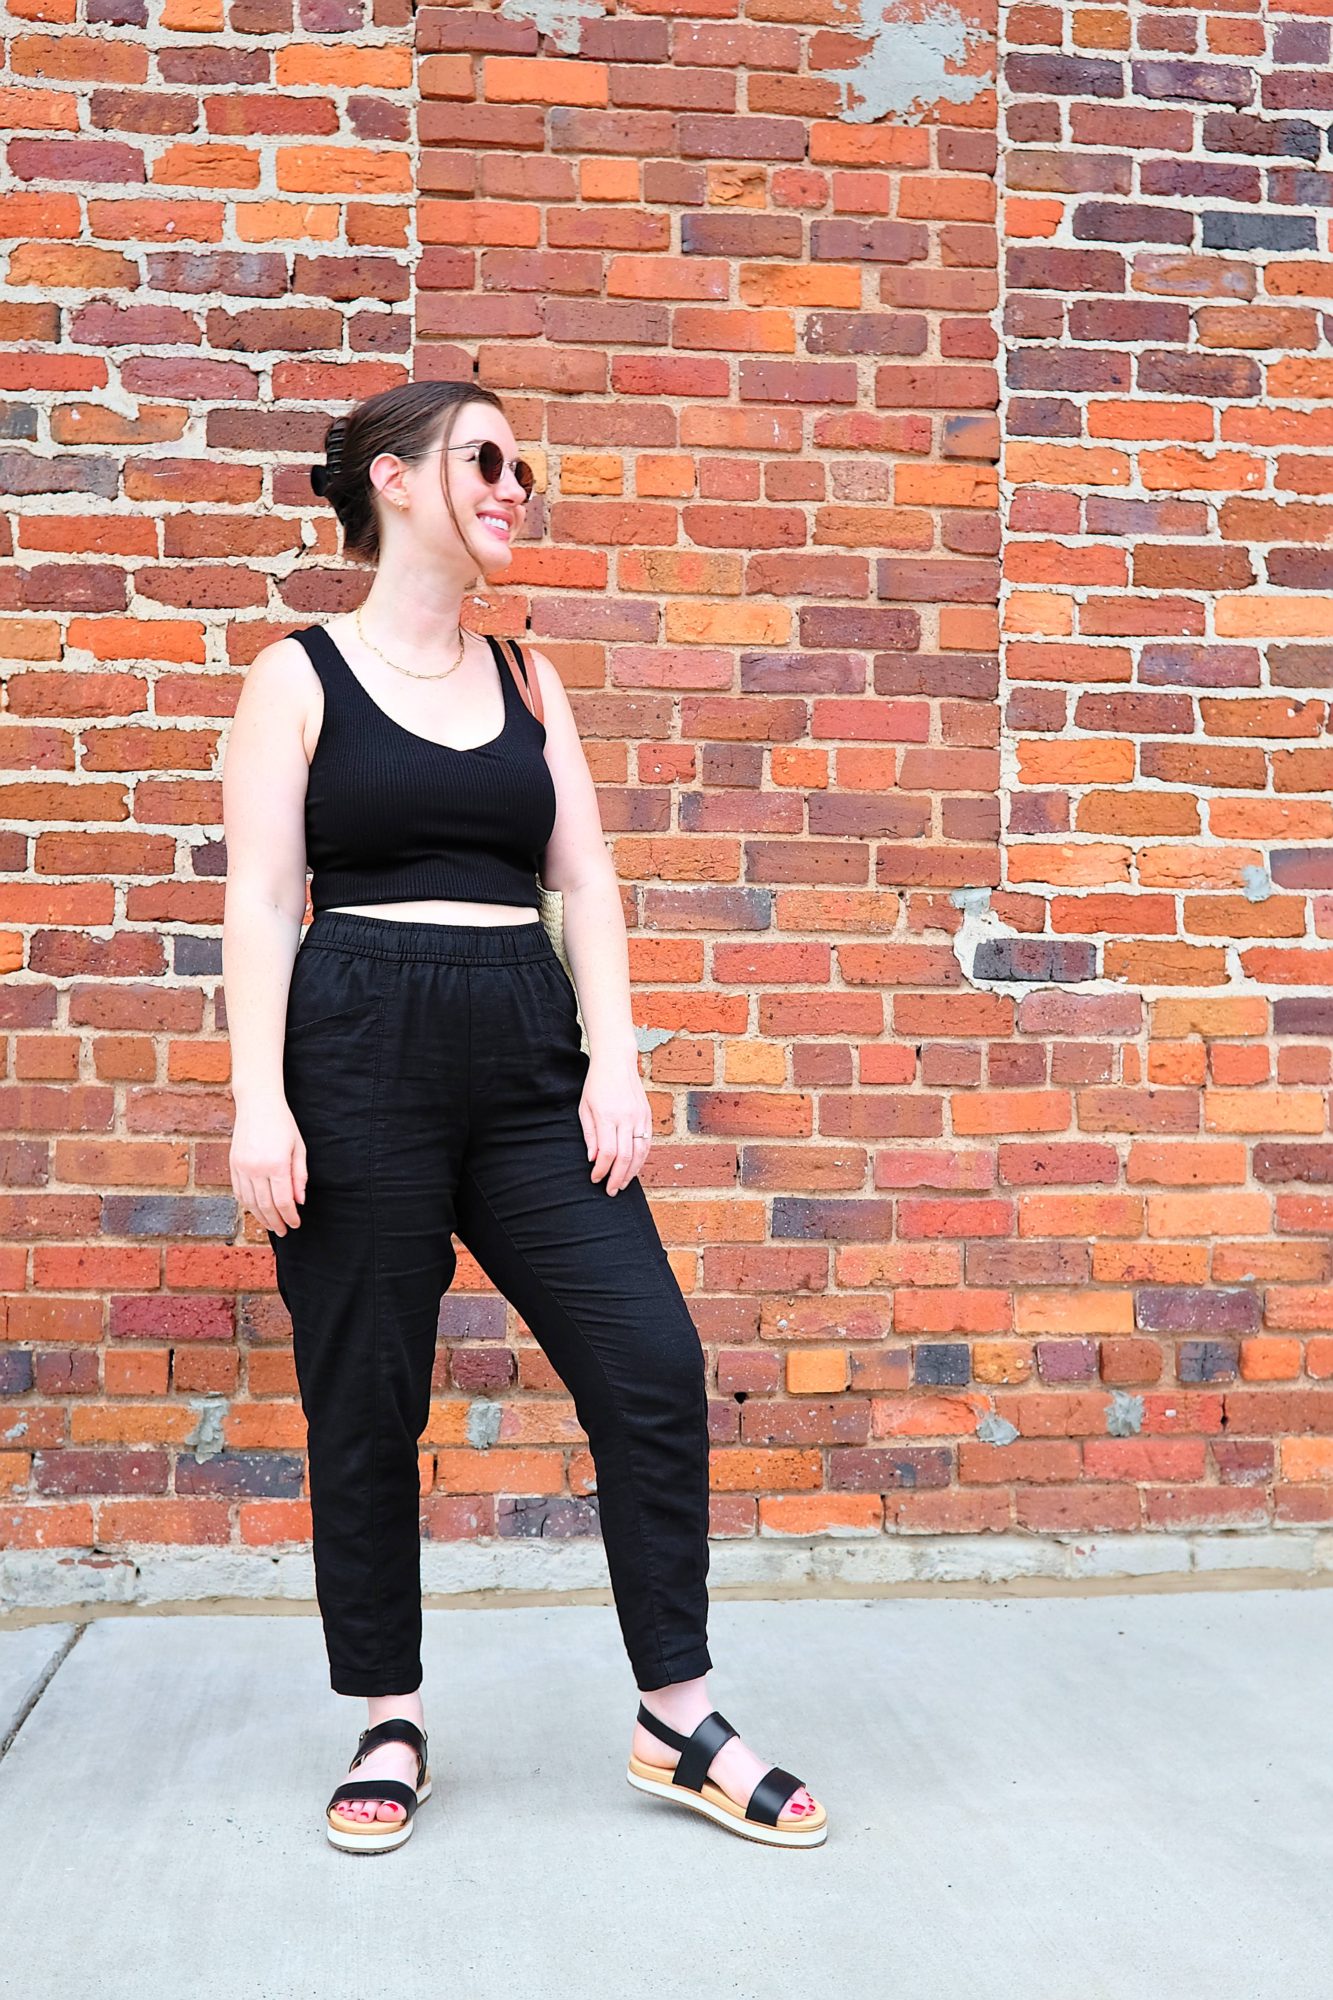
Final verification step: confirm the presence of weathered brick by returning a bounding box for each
[828,1446,953,1491]
[1034,1338,1099,1383]
[175,1452,305,1498]
[0,1352,36,1395]
[497,1496,601,1538]
[912,1343,972,1387]
[973,940,1098,983]
[1176,1341,1240,1384]
[1136,1289,1261,1335]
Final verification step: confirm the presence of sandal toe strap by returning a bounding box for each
[327,1777,419,1819]
[745,1765,804,1827]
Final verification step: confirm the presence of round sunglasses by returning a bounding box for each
[444,439,536,499]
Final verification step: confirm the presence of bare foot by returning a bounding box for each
[633,1684,820,1827]
[328,1703,425,1827]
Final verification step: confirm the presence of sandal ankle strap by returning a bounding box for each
[351,1715,428,1782]
[635,1702,693,1755]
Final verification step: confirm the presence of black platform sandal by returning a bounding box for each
[627,1705,827,1848]
[325,1716,431,1854]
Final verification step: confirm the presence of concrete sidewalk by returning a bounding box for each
[1,1588,1329,2000]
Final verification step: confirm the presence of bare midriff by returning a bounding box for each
[324,899,540,926]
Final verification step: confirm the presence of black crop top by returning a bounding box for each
[289,624,557,913]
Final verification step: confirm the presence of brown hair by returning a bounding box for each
[309,380,509,567]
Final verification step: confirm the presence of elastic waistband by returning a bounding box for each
[302,909,556,966]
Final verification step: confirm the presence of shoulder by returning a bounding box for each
[232,630,322,734]
[522,644,567,711]
[247,629,320,683]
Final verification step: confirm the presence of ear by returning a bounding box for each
[367,449,408,509]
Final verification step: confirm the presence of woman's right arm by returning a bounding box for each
[221,638,318,1238]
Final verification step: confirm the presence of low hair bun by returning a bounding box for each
[309,416,348,503]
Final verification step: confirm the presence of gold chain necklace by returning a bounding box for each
[354,603,469,681]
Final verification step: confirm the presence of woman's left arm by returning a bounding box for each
[530,647,654,1198]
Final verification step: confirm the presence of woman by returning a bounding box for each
[221,380,826,1852]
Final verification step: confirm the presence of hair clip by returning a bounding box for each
[310,418,347,501]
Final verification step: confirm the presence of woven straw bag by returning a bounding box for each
[497,636,590,1055]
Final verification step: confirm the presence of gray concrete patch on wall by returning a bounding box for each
[4,1529,1333,1617]
[497,0,992,126]
[825,0,992,123]
[498,0,607,54]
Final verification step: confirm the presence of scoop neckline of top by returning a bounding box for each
[314,622,513,756]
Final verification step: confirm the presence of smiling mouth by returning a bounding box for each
[476,512,512,540]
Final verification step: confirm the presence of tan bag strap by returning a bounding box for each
[496,634,544,729]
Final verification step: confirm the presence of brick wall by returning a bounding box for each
[0,0,419,1559]
[1,0,1330,1598]
[997,0,1333,1535]
[412,0,1005,1549]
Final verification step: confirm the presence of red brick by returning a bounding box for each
[1016,1485,1142,1531]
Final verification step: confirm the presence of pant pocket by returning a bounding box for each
[285,945,385,1040]
[287,995,383,1043]
[282,995,383,1193]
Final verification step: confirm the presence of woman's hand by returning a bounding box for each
[579,1052,653,1197]
[230,1098,308,1237]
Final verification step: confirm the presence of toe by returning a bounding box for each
[780,1787,817,1824]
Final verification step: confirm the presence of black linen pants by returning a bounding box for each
[267,909,712,1697]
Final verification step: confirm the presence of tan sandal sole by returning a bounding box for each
[626,1754,827,1848]
[326,1774,432,1853]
